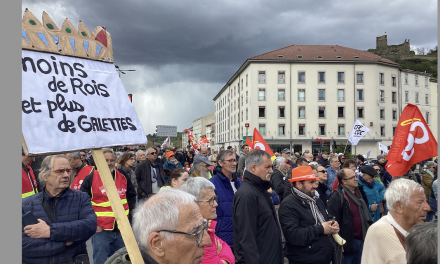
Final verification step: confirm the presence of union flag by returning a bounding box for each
[252,128,276,161]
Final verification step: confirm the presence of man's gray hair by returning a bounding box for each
[330,156,339,163]
[146,147,156,155]
[136,150,145,159]
[425,161,436,169]
[274,157,286,169]
[38,155,67,188]
[406,222,437,264]
[102,148,115,156]
[245,149,271,168]
[385,178,424,212]
[70,151,81,159]
[132,189,196,252]
[209,154,217,162]
[180,177,215,203]
[217,150,235,163]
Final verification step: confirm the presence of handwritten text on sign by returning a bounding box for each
[22,50,147,154]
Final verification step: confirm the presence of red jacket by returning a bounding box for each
[202,220,235,264]
[22,165,38,199]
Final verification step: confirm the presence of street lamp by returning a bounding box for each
[115,65,136,78]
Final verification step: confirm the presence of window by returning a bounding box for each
[298,89,305,101]
[241,79,243,90]
[238,83,240,92]
[298,124,305,136]
[246,108,248,120]
[278,124,285,136]
[299,107,305,118]
[426,112,430,124]
[259,89,265,101]
[234,86,236,96]
[241,111,243,121]
[278,89,285,101]
[338,124,345,136]
[392,75,396,87]
[415,75,418,86]
[379,73,384,85]
[238,98,240,107]
[338,89,344,101]
[392,109,397,120]
[241,96,243,106]
[380,125,385,136]
[259,71,265,83]
[259,107,265,118]
[405,73,408,84]
[338,72,345,84]
[278,71,285,84]
[415,92,419,103]
[259,124,266,135]
[405,91,409,102]
[319,124,326,136]
[425,77,429,88]
[380,108,385,119]
[318,107,325,118]
[318,89,325,101]
[357,89,364,101]
[246,74,248,87]
[278,107,285,118]
[338,107,344,118]
[357,107,364,118]
[298,72,305,83]
[379,90,385,102]
[392,92,396,103]
[246,91,248,103]
[357,72,364,84]
[425,94,429,104]
[318,72,325,83]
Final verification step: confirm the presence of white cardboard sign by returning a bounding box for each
[22,50,147,154]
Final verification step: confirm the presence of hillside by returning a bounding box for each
[145,132,183,149]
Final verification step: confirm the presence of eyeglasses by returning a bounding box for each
[225,159,237,163]
[105,159,116,163]
[343,176,357,181]
[149,152,157,155]
[197,196,218,206]
[157,219,208,245]
[51,169,73,175]
[318,170,327,173]
[376,169,381,172]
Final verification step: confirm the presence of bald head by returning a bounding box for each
[200,146,208,157]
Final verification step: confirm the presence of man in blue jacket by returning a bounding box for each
[210,149,242,251]
[22,155,97,264]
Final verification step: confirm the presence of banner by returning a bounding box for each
[184,129,199,150]
[198,136,209,146]
[252,128,275,161]
[348,119,370,146]
[386,104,437,177]
[22,50,147,154]
[378,143,389,153]
[161,137,170,148]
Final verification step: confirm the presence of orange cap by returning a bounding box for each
[166,151,175,160]
[288,166,319,182]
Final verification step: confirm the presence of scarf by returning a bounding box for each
[341,184,372,239]
[150,161,160,183]
[359,175,375,189]
[425,169,435,179]
[291,186,326,225]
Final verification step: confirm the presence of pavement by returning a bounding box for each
[86,239,93,263]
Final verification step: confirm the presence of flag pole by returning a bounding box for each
[343,139,349,153]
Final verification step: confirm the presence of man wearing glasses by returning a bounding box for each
[210,150,242,252]
[191,154,212,179]
[135,147,166,201]
[80,148,137,264]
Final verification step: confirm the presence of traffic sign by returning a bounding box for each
[156,125,177,137]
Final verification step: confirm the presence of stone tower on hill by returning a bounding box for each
[375,35,415,57]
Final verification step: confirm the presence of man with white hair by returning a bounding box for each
[362,179,430,264]
[132,149,146,171]
[105,189,211,264]
[271,157,288,201]
[191,154,212,179]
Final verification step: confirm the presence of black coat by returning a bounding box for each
[326,185,370,256]
[271,169,287,200]
[175,151,186,165]
[232,171,283,264]
[134,159,165,195]
[278,191,333,264]
[317,157,329,168]
[316,181,329,207]
[283,179,293,200]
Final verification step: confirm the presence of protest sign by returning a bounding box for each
[348,119,370,146]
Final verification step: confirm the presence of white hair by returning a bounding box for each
[135,150,145,159]
[309,161,319,166]
[245,149,271,168]
[132,189,196,252]
[38,155,67,188]
[385,178,424,212]
[180,177,215,202]
[102,148,115,156]
[273,157,286,169]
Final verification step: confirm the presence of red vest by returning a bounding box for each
[22,165,38,199]
[91,169,129,230]
[70,165,94,190]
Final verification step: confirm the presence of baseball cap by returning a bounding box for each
[288,166,319,182]
[193,154,212,166]
[282,148,291,154]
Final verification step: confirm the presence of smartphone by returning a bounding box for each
[22,211,38,231]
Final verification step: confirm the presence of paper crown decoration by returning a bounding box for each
[22,8,113,63]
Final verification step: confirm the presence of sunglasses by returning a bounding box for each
[318,170,327,173]
[51,169,73,175]
[149,152,157,155]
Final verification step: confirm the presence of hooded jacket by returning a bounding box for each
[232,171,283,264]
[209,167,242,249]
[358,177,385,223]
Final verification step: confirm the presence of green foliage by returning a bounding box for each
[334,143,354,159]
[145,132,183,149]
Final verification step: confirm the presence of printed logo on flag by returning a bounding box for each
[99,185,106,195]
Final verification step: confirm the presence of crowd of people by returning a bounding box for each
[22,144,438,264]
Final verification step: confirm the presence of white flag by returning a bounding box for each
[348,119,370,146]
[378,143,389,153]
[161,137,170,147]
[366,150,371,159]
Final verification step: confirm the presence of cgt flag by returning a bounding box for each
[348,119,370,146]
[198,136,210,146]
[184,129,199,150]
[245,137,253,150]
[386,104,437,177]
[252,128,276,161]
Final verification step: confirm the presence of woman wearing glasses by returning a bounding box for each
[180,177,235,264]
[316,165,330,206]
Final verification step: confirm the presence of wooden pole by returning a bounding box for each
[91,149,143,264]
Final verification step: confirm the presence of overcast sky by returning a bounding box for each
[22,0,437,135]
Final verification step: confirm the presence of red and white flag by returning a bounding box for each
[386,104,437,177]
[252,128,276,161]
[245,137,253,150]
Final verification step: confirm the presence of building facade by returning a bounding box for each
[213,44,435,157]
[181,127,191,150]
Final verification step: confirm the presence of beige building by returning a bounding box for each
[429,78,438,140]
[213,44,436,157]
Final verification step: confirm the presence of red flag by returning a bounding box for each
[245,137,253,150]
[252,128,275,161]
[184,129,199,150]
[198,136,210,145]
[386,104,437,177]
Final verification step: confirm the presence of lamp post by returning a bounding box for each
[115,65,136,78]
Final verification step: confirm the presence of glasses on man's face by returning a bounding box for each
[376,169,381,172]
[318,170,327,174]
[149,152,157,155]
[344,176,357,181]
[51,169,74,175]
[225,159,237,163]
[106,159,116,163]
[80,154,86,157]
[157,219,208,245]
[197,196,218,206]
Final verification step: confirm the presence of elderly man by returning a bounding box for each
[135,147,166,201]
[191,154,212,179]
[210,150,242,251]
[22,155,97,264]
[105,189,212,264]
[237,144,250,178]
[80,148,136,264]
[405,222,437,264]
[22,149,38,198]
[361,179,430,264]
[324,156,340,195]
[65,151,95,190]
[303,152,313,163]
[132,150,146,171]
[271,157,288,201]
[279,166,339,264]
[232,149,283,264]
[199,146,208,157]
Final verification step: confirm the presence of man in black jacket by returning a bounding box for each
[232,149,283,264]
[279,166,339,264]
[135,147,166,201]
[326,168,372,264]
[317,152,330,168]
